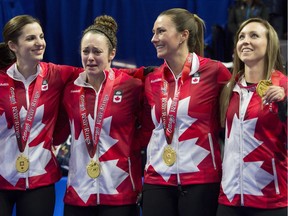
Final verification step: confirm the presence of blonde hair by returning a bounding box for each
[219,18,284,127]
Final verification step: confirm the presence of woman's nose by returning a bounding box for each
[242,36,250,44]
[87,53,95,61]
[151,33,158,43]
[35,37,44,46]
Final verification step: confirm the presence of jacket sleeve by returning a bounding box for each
[135,75,154,149]
[52,95,71,146]
[58,64,83,84]
[50,64,83,145]
[118,66,157,82]
[217,61,232,87]
[277,75,288,123]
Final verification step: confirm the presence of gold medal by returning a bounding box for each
[16,155,29,173]
[162,146,176,166]
[87,160,100,178]
[256,80,272,97]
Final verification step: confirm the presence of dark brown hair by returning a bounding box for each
[0,42,16,69]
[3,14,41,45]
[159,8,205,56]
[82,15,118,54]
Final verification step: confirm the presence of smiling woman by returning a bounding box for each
[236,22,268,70]
[6,21,46,78]
[0,14,83,216]
[218,18,287,216]
[140,8,231,216]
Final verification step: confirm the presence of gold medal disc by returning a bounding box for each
[162,146,176,166]
[256,80,272,97]
[87,160,100,179]
[16,155,29,173]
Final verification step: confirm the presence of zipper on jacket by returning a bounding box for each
[92,78,102,204]
[175,129,181,185]
[208,133,216,170]
[96,144,101,205]
[128,157,136,191]
[25,176,29,189]
[24,84,30,189]
[239,122,244,206]
[24,148,29,189]
[96,162,100,205]
[271,158,280,194]
[239,91,246,206]
[169,73,182,185]
[12,72,37,189]
[95,178,100,205]
[92,152,100,205]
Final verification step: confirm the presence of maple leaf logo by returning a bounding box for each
[0,105,51,186]
[147,97,209,182]
[68,115,128,204]
[221,114,274,203]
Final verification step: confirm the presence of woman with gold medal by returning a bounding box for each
[0,15,83,216]
[60,15,143,216]
[218,18,287,216]
[139,8,231,216]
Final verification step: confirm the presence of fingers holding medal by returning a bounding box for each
[256,80,272,98]
[257,80,285,102]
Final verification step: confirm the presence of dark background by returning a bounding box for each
[0,0,235,67]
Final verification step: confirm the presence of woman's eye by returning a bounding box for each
[82,50,89,55]
[26,36,35,41]
[93,50,102,54]
[238,35,244,40]
[251,33,258,38]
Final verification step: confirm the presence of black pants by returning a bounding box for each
[0,184,55,216]
[64,204,139,216]
[217,204,288,216]
[142,183,220,216]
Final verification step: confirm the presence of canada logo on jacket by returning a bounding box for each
[191,72,200,84]
[113,90,122,103]
[41,79,48,91]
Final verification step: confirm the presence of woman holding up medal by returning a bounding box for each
[61,15,143,216]
[140,8,231,216]
[0,15,82,216]
[217,18,287,216]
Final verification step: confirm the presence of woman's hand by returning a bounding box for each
[263,85,286,103]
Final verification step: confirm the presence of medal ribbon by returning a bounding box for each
[161,54,192,144]
[237,81,257,92]
[79,70,115,158]
[8,74,44,152]
[235,75,257,92]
